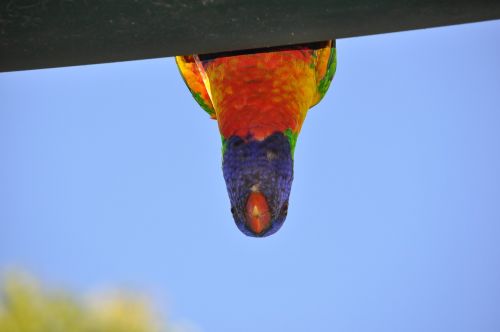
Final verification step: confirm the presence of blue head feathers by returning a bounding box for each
[222,132,293,237]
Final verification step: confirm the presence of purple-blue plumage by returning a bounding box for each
[222,133,293,237]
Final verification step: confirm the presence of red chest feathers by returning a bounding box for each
[202,50,317,140]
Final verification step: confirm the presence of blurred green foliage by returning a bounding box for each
[0,273,179,332]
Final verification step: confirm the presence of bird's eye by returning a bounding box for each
[230,207,236,215]
[280,201,289,216]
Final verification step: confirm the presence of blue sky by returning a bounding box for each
[1,20,499,332]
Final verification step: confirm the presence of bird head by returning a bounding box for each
[222,132,293,237]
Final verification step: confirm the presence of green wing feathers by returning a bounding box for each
[176,41,336,116]
[175,55,216,119]
[311,40,337,108]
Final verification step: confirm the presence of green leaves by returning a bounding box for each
[0,273,181,332]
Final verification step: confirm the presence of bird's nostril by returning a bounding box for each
[250,184,260,192]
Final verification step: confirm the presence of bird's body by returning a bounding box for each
[176,40,336,237]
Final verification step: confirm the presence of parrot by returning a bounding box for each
[176,40,337,237]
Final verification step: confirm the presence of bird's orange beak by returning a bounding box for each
[245,192,272,235]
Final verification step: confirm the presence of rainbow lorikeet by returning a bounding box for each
[176,40,337,237]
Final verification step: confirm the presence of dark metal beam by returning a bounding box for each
[1,0,500,72]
